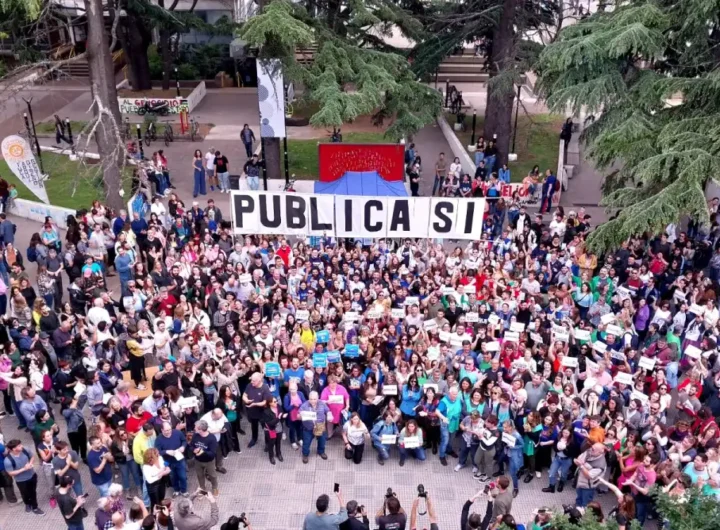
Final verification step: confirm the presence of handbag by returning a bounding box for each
[313,422,326,437]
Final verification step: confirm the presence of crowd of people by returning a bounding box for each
[3,146,720,530]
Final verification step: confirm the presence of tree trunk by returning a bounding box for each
[119,10,153,91]
[483,0,518,167]
[264,138,282,182]
[160,28,172,91]
[84,0,125,211]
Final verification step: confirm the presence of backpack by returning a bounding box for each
[27,245,37,263]
[42,373,52,392]
[7,448,32,470]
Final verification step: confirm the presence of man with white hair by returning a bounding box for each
[189,421,219,496]
[87,298,112,329]
[242,372,272,448]
[199,408,230,473]
[174,489,219,530]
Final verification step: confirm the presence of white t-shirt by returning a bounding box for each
[205,151,215,171]
[142,461,166,484]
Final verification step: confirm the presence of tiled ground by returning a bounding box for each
[0,413,617,530]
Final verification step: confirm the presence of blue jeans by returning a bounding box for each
[635,496,651,526]
[42,293,53,308]
[508,459,520,490]
[247,175,259,191]
[474,152,485,166]
[373,441,391,460]
[167,458,187,493]
[72,480,83,496]
[128,461,150,506]
[432,175,443,196]
[459,441,479,466]
[218,172,230,191]
[193,170,207,197]
[12,398,25,428]
[548,456,572,486]
[576,487,595,507]
[301,429,327,457]
[439,423,452,458]
[96,480,112,497]
[399,446,426,461]
[67,523,85,530]
[485,155,496,174]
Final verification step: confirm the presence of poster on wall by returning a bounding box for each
[256,59,286,139]
[1,135,49,204]
[231,191,485,240]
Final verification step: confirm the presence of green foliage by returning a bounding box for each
[536,0,720,254]
[654,486,720,530]
[240,0,441,139]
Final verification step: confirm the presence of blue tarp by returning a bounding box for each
[314,171,408,197]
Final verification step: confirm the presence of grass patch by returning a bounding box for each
[445,112,564,181]
[287,132,389,179]
[35,121,88,135]
[0,152,131,211]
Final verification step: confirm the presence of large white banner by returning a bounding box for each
[1,135,49,204]
[256,59,286,139]
[231,191,485,240]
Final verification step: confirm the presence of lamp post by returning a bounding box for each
[136,124,144,160]
[511,84,521,154]
[445,79,450,107]
[175,67,181,98]
[23,99,44,174]
[261,137,268,190]
[65,118,75,154]
[470,109,477,146]
[283,83,290,184]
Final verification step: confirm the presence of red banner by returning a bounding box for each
[318,144,405,182]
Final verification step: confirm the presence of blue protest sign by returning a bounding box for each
[313,353,328,368]
[265,362,281,378]
[345,344,360,358]
[327,351,341,363]
[316,330,330,343]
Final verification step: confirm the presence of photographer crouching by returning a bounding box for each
[375,489,407,530]
[461,478,514,530]
[174,487,219,530]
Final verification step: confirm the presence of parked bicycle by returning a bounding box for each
[189,116,200,141]
[144,121,157,146]
[163,121,174,146]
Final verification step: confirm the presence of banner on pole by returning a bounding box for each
[1,135,48,204]
[231,191,485,240]
[256,59,286,139]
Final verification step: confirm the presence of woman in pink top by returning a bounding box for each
[321,375,349,439]
[0,354,11,415]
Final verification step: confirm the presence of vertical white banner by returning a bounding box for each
[427,197,460,238]
[231,190,262,234]
[1,135,49,204]
[256,59,286,139]
[386,198,431,239]
[335,195,388,238]
[449,198,485,240]
[306,194,335,236]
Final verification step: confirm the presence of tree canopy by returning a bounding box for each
[536,0,720,254]
[240,0,442,139]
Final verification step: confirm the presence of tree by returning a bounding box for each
[411,0,558,166]
[240,0,443,179]
[535,0,720,254]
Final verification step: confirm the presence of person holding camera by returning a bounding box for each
[174,488,219,530]
[375,491,406,530]
[409,490,436,530]
[339,500,369,530]
[304,490,348,530]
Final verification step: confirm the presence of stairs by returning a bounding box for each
[60,60,90,78]
[437,52,489,84]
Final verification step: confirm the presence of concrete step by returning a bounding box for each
[61,62,90,78]
[438,63,487,74]
[443,55,486,64]
[442,72,490,83]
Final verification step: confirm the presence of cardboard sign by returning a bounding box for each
[313,353,328,368]
[502,433,517,447]
[611,350,627,361]
[638,356,657,371]
[367,309,384,319]
[424,319,438,331]
[439,331,451,342]
[486,341,501,352]
[327,394,344,404]
[614,372,634,386]
[592,341,607,353]
[605,324,623,337]
[466,312,479,323]
[601,313,616,325]
[488,314,500,325]
[381,434,397,445]
[239,273,252,283]
[391,308,406,319]
[327,351,341,363]
[450,334,466,347]
[553,331,570,343]
[382,385,398,396]
[575,329,591,341]
[344,311,359,322]
[316,330,330,343]
[513,360,528,371]
[177,396,199,409]
[441,286,456,296]
[427,347,440,361]
[300,411,317,422]
[530,333,544,344]
[689,304,705,316]
[404,436,421,449]
[561,356,578,368]
[585,359,599,373]
[684,345,702,359]
[617,286,632,300]
[630,390,649,404]
[504,331,520,343]
[423,383,439,392]
[510,322,526,333]
[265,362,281,378]
[405,296,420,307]
[345,344,360,358]
[296,310,310,321]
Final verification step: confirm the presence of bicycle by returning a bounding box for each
[144,121,157,146]
[163,121,174,146]
[189,116,200,142]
